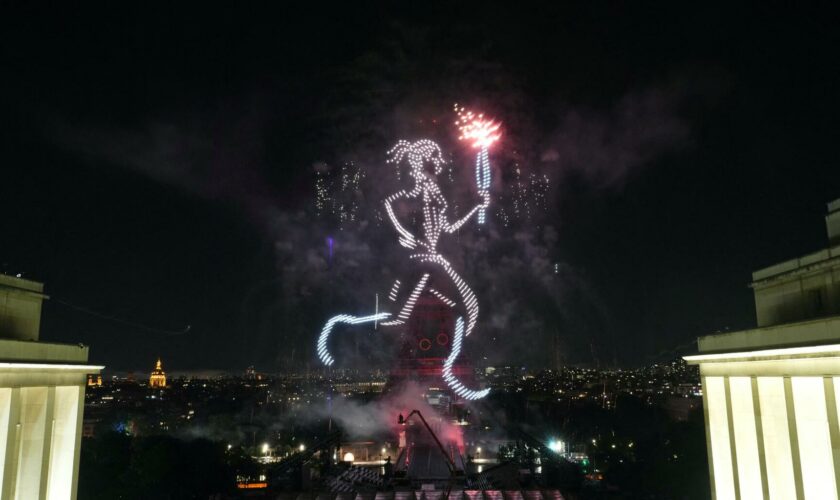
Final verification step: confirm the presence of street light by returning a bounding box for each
[262,443,269,455]
[299,443,305,452]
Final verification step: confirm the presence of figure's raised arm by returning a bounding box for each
[384,188,421,248]
[445,191,490,233]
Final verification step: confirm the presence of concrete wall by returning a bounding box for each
[0,276,47,342]
[751,200,840,328]
[0,275,103,499]
[752,249,840,327]
[828,199,840,246]
[0,340,88,365]
[0,365,100,500]
[0,334,102,499]
[687,349,840,500]
[689,199,840,499]
[698,316,840,353]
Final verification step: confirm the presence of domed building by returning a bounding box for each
[149,358,167,388]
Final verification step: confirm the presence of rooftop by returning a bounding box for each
[751,244,840,284]
[696,315,840,354]
[0,273,45,295]
[0,338,90,364]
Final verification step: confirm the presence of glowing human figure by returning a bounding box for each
[316,139,490,400]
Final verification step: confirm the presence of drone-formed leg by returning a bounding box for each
[442,316,490,400]
[428,287,456,308]
[410,254,479,336]
[388,279,401,302]
[316,312,391,366]
[381,273,430,327]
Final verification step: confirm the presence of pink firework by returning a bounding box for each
[454,104,502,149]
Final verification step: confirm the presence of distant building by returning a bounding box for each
[0,273,103,499]
[245,365,263,381]
[686,199,840,500]
[149,358,167,388]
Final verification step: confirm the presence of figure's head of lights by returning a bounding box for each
[387,139,444,180]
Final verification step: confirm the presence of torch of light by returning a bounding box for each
[454,105,501,224]
[455,106,502,150]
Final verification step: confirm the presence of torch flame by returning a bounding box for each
[454,104,501,149]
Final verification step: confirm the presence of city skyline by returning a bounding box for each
[1,4,839,372]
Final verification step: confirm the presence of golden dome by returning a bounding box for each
[149,358,167,388]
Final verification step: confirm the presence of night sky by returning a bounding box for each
[1,4,838,372]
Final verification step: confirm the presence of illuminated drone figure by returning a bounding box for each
[316,139,491,400]
[454,105,501,224]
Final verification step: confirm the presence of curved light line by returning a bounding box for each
[317,312,391,366]
[442,316,490,400]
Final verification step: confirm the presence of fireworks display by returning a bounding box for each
[454,105,502,150]
[497,166,550,227]
[314,161,365,230]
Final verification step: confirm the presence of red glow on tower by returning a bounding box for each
[386,294,476,397]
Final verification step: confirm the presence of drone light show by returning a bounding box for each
[455,104,502,224]
[315,133,495,400]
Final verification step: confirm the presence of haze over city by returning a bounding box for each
[2,4,840,499]
[3,4,838,372]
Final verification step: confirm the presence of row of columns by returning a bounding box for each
[0,384,85,500]
[703,375,840,500]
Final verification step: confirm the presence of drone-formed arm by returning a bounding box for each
[445,191,490,233]
[384,188,421,249]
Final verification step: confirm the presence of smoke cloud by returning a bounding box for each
[44,77,692,369]
[540,87,690,189]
